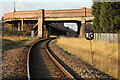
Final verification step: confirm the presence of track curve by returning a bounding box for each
[27,38,76,80]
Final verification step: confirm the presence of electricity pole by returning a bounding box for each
[14,1,16,12]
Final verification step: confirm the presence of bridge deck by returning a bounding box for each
[4,8,93,22]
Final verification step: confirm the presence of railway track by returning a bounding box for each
[27,38,76,80]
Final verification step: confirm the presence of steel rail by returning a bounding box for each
[45,40,76,80]
[27,38,76,80]
[27,38,47,80]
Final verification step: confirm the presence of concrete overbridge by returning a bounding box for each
[3,7,94,37]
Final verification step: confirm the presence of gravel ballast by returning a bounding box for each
[2,38,113,80]
[2,39,40,80]
[2,47,28,80]
[49,40,113,79]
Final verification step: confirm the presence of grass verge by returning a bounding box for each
[2,35,39,52]
[57,37,118,79]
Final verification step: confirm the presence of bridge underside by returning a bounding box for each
[4,20,71,37]
[4,18,90,37]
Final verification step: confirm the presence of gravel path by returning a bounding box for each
[49,39,113,80]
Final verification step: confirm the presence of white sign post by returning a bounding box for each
[31,30,34,38]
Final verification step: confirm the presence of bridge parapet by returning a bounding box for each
[45,8,92,18]
[3,8,93,21]
[4,9,43,20]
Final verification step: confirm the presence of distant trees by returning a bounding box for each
[3,22,34,36]
[92,2,120,33]
[85,23,92,32]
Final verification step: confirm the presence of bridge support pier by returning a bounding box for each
[77,19,86,38]
[80,19,86,38]
[38,18,43,37]
[17,20,24,31]
[21,19,24,31]
[38,9,44,37]
[43,24,49,38]
[18,23,20,31]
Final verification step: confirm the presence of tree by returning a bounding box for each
[92,1,120,33]
[99,2,111,32]
[92,2,102,32]
[111,2,120,32]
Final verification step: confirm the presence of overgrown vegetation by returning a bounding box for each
[3,22,37,36]
[57,37,118,79]
[92,2,120,33]
[2,20,39,52]
[2,36,39,52]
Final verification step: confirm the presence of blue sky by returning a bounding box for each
[0,0,93,31]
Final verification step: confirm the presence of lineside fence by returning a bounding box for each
[87,33,120,42]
